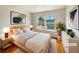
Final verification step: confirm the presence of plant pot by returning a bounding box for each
[58,36,62,41]
[57,29,61,36]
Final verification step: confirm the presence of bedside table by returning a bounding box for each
[0,37,13,53]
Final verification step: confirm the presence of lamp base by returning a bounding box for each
[5,33,8,38]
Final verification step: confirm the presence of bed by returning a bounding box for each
[10,26,51,53]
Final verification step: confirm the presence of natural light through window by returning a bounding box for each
[36,16,55,30]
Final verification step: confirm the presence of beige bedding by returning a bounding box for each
[25,33,51,53]
[12,31,51,53]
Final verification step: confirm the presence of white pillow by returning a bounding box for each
[23,28,30,33]
[13,28,24,35]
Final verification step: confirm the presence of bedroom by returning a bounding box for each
[0,5,79,53]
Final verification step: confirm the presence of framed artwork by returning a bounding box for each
[10,11,26,25]
[70,5,79,30]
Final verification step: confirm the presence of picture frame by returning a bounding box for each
[70,5,79,30]
[10,11,26,25]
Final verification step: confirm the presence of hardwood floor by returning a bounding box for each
[51,37,64,53]
[56,39,64,53]
[4,45,17,53]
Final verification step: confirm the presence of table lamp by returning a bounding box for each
[3,27,9,38]
[29,25,33,30]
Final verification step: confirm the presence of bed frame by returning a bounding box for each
[11,39,51,53]
[9,25,51,53]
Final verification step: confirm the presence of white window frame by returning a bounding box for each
[36,16,56,31]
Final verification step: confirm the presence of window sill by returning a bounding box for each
[36,29,56,32]
[46,30,56,32]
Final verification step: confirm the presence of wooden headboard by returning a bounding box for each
[9,25,28,35]
[10,25,27,29]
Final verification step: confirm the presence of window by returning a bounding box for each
[37,16,55,30]
[37,16,45,29]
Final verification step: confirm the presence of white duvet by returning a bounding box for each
[12,31,39,46]
[25,33,51,53]
[12,31,51,53]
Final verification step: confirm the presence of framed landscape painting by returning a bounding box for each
[10,11,26,25]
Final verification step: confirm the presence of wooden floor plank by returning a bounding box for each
[52,37,64,53]
[4,45,17,53]
[56,39,64,53]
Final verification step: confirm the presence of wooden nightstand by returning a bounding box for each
[0,37,13,53]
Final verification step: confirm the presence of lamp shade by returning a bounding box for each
[3,27,9,33]
[29,25,33,28]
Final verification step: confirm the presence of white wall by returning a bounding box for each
[32,8,66,30]
[31,8,66,37]
[66,5,79,38]
[0,5,67,34]
[0,6,31,33]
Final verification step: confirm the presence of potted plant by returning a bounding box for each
[56,22,66,36]
[56,22,66,40]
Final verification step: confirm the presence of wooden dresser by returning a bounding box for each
[62,31,79,53]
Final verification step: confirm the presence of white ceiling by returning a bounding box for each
[0,5,67,13]
[28,5,67,12]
